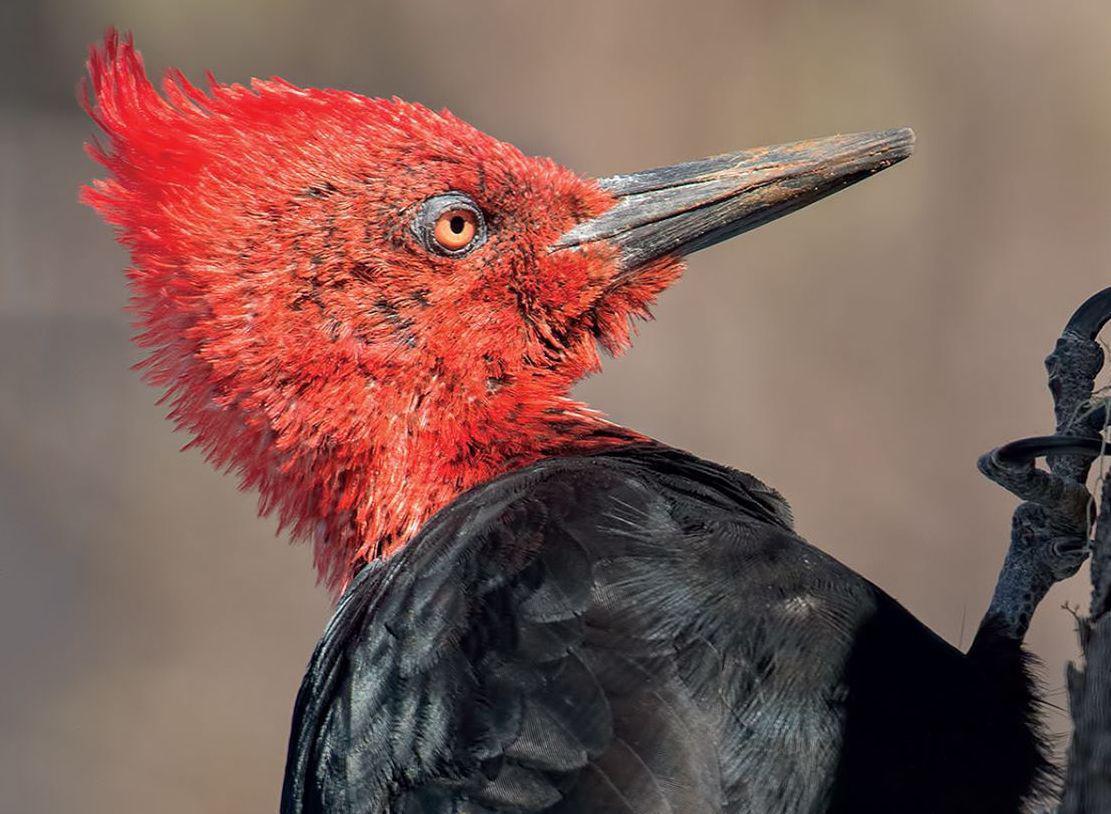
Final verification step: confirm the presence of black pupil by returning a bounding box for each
[449,215,467,235]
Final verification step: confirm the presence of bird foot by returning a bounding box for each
[977,288,1111,641]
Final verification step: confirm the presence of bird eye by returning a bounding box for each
[413,193,487,257]
[434,209,477,251]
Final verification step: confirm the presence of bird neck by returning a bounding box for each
[282,391,640,593]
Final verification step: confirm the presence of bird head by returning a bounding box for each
[81,31,912,591]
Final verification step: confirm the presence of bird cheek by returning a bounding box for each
[535,250,615,323]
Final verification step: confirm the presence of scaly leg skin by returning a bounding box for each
[977,286,1111,643]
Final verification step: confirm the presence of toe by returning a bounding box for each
[1064,286,1111,340]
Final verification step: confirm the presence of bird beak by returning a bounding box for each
[552,128,914,273]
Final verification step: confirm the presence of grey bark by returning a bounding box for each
[1060,473,1111,812]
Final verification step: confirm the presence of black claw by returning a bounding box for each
[978,439,1095,528]
[1064,286,1111,340]
[980,288,1111,514]
[993,435,1107,467]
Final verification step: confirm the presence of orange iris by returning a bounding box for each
[433,209,478,252]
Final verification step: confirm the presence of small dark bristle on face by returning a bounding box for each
[301,182,339,199]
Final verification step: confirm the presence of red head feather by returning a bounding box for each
[80,31,680,592]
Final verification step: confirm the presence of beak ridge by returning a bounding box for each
[554,127,914,271]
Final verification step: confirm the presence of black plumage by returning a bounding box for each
[281,444,1050,814]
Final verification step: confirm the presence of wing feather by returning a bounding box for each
[281,446,877,814]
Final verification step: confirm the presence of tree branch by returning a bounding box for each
[1059,471,1111,812]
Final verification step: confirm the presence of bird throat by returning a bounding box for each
[286,395,641,594]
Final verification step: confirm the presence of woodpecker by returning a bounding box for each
[82,31,1109,814]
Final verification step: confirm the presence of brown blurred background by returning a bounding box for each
[4,1,1111,811]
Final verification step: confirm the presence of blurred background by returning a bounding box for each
[4,1,1111,811]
